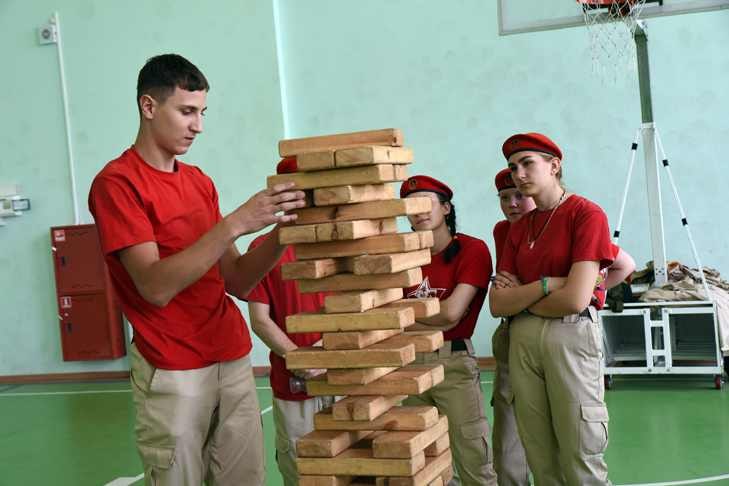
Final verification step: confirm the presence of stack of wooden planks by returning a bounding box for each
[272,129,453,485]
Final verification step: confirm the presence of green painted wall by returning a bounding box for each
[1,0,728,374]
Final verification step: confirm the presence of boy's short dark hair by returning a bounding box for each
[136,54,209,107]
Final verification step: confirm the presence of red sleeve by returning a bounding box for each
[243,236,272,304]
[88,175,155,256]
[455,239,493,290]
[492,220,509,267]
[572,206,614,269]
[497,226,517,275]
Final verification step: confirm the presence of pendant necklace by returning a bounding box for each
[527,189,566,250]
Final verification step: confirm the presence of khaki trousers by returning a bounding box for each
[273,396,334,486]
[130,343,265,486]
[508,311,610,486]
[492,320,531,486]
[404,341,498,486]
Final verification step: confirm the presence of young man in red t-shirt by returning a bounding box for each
[246,158,333,486]
[88,54,306,486]
[400,175,498,486]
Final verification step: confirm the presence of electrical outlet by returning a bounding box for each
[38,22,57,45]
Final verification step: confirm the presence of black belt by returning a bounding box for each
[450,339,468,352]
[579,308,592,318]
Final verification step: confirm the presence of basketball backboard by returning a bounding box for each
[498,0,729,35]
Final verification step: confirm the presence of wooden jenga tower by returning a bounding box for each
[267,129,454,486]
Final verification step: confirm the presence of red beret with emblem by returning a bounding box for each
[502,132,563,161]
[276,156,297,174]
[495,168,516,192]
[399,175,453,200]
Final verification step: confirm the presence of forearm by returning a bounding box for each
[228,228,287,298]
[250,314,299,358]
[527,287,589,317]
[489,280,544,317]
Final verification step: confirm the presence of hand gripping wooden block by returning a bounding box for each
[372,416,449,459]
[307,364,444,397]
[379,298,440,319]
[279,218,398,245]
[297,430,373,458]
[323,327,403,351]
[267,164,407,190]
[279,128,403,157]
[286,340,416,370]
[352,249,431,275]
[332,395,407,421]
[297,449,426,478]
[293,198,431,225]
[295,231,433,260]
[286,306,414,333]
[298,146,413,171]
[314,184,394,206]
[324,288,404,314]
[374,450,452,486]
[314,406,438,431]
[298,268,423,293]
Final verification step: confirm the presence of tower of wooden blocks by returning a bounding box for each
[268,128,454,486]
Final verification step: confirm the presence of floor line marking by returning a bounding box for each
[480,380,493,384]
[0,386,272,397]
[616,473,729,485]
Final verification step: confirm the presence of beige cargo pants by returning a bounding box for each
[404,340,498,486]
[508,310,610,486]
[130,343,265,486]
[273,395,334,486]
[491,320,531,486]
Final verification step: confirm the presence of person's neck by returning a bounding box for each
[430,223,453,255]
[133,130,176,173]
[533,183,564,211]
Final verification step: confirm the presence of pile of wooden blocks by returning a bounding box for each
[268,129,454,485]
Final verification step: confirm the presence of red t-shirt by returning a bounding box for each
[592,243,621,309]
[404,233,492,341]
[245,236,325,401]
[493,219,511,267]
[88,147,251,370]
[498,195,614,286]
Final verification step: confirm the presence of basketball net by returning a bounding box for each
[578,0,648,81]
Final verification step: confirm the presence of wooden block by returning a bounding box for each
[324,288,403,314]
[280,218,398,245]
[323,328,402,350]
[372,416,449,459]
[326,367,398,385]
[296,231,433,260]
[315,406,438,432]
[332,395,407,421]
[298,268,423,293]
[423,433,450,457]
[268,164,406,190]
[314,184,394,206]
[297,430,373,458]
[300,476,354,486]
[282,258,351,280]
[336,146,414,167]
[380,298,440,318]
[297,150,336,171]
[279,128,403,157]
[297,449,425,477]
[294,198,431,225]
[374,450,452,486]
[353,249,431,275]
[308,364,444,396]
[384,331,444,353]
[286,341,416,370]
[287,307,414,333]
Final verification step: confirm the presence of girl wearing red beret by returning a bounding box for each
[400,175,498,485]
[490,133,614,485]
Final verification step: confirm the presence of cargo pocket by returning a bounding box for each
[274,433,291,465]
[460,418,490,457]
[138,444,174,486]
[579,404,609,455]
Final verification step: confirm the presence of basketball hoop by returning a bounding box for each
[577,0,652,80]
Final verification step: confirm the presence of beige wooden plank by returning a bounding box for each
[298,268,423,293]
[293,198,431,226]
[279,128,403,157]
[353,249,431,275]
[324,288,403,314]
[374,450,452,486]
[286,307,414,334]
[314,184,394,206]
[300,476,354,486]
[297,150,336,171]
[297,448,425,477]
[372,416,448,459]
[332,395,407,422]
[383,331,444,353]
[280,218,398,245]
[282,258,351,280]
[286,342,415,370]
[423,433,450,457]
[315,406,438,432]
[326,367,398,385]
[268,164,406,190]
[323,328,402,351]
[295,231,433,260]
[380,298,440,318]
[335,146,414,167]
[297,430,373,458]
[309,364,444,396]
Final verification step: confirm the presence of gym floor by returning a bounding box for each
[1,372,728,486]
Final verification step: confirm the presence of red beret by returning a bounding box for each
[502,132,562,161]
[495,168,515,192]
[276,156,297,174]
[400,175,453,200]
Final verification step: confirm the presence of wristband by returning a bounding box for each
[541,276,549,296]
